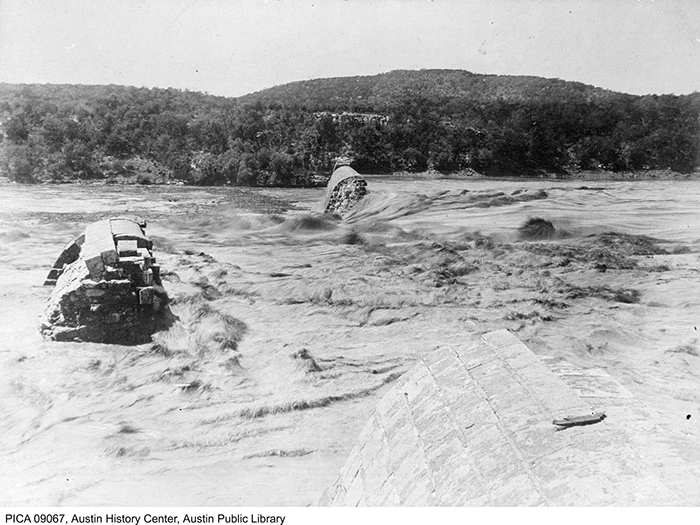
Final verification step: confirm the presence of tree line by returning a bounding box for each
[0,72,698,186]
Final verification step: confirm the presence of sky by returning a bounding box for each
[1,0,699,97]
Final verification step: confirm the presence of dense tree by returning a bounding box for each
[0,71,698,186]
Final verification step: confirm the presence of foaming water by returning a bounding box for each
[332,178,700,244]
[2,176,700,506]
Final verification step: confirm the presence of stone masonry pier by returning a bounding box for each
[321,330,700,506]
[323,166,368,215]
[41,217,172,344]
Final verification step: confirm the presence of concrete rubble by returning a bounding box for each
[41,217,173,344]
[323,166,368,215]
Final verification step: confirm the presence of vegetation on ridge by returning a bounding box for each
[0,69,698,185]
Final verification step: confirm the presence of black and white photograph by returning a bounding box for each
[1,0,700,511]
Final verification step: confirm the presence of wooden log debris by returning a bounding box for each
[553,411,607,428]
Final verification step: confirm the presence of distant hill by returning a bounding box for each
[0,82,235,116]
[0,70,697,185]
[240,69,627,109]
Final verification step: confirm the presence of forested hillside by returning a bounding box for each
[1,69,698,185]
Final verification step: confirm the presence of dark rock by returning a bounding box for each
[519,217,556,240]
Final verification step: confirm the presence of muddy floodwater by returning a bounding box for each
[1,176,700,505]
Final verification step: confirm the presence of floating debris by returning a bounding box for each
[553,411,607,428]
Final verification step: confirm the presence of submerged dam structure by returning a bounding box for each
[321,330,700,506]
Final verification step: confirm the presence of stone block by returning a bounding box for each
[98,279,133,294]
[103,267,125,280]
[140,269,154,286]
[85,288,106,298]
[84,255,105,278]
[117,239,139,257]
[84,219,118,267]
[118,255,145,266]
[488,473,543,506]
[110,218,152,249]
[138,286,154,305]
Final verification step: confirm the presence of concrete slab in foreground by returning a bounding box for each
[321,330,700,506]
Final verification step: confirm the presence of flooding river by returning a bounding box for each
[267,176,700,243]
[1,176,699,505]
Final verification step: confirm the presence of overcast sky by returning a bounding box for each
[1,0,699,97]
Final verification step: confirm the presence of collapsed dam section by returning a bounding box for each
[322,330,700,506]
[41,217,172,344]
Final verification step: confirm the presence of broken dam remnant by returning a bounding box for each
[323,166,368,216]
[321,330,700,506]
[41,217,173,344]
